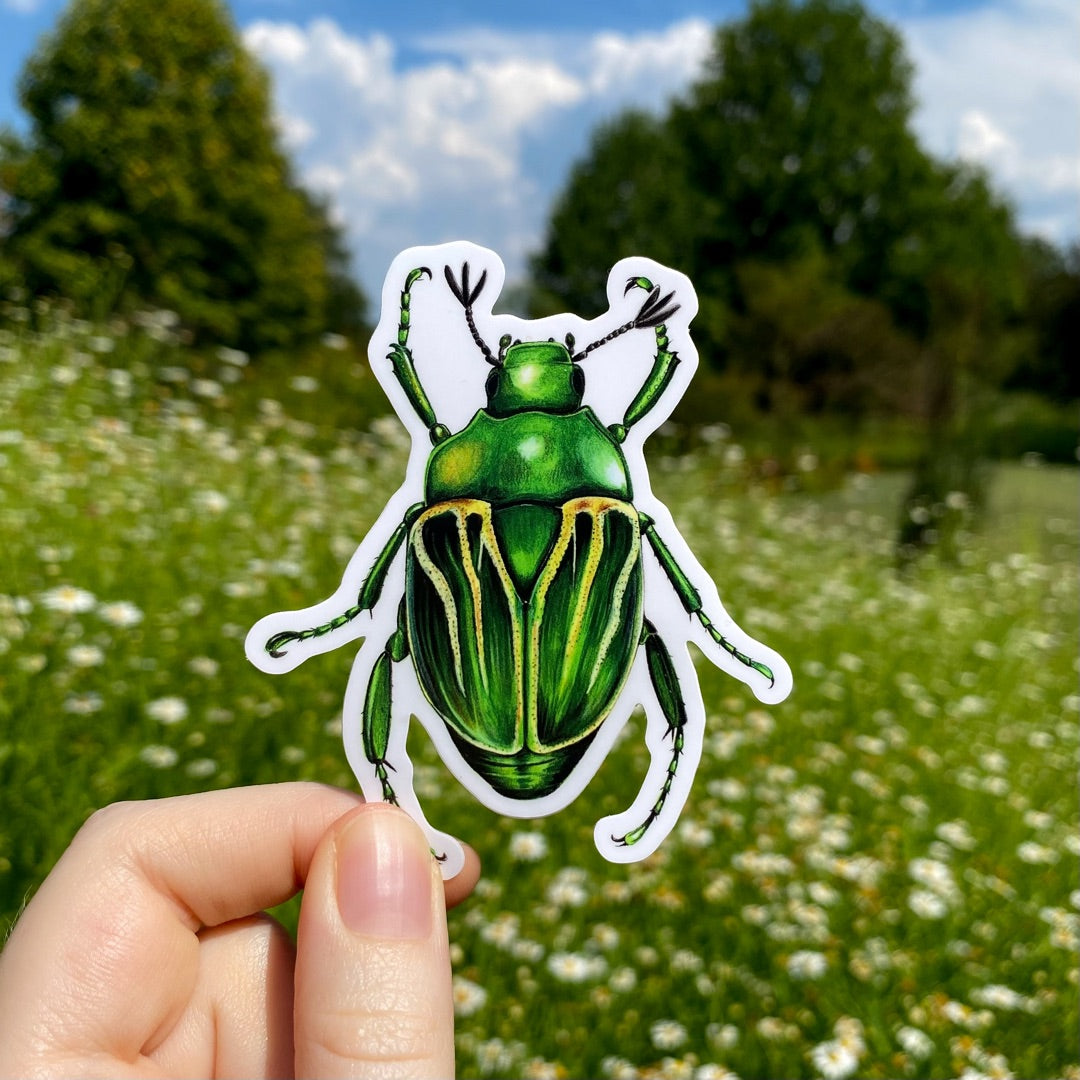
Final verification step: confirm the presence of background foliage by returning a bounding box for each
[529,0,1076,561]
[530,0,1071,421]
[0,0,365,352]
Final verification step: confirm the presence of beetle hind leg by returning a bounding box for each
[361,600,410,804]
[611,619,687,848]
[344,598,467,879]
[640,515,776,689]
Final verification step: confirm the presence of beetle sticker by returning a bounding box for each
[246,241,792,878]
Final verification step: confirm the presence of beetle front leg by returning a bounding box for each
[612,618,687,847]
[609,277,681,443]
[263,502,424,660]
[387,266,451,445]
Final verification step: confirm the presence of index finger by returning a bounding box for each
[81,782,367,929]
[0,784,362,1063]
[0,783,478,1065]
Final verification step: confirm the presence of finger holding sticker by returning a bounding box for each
[246,241,793,876]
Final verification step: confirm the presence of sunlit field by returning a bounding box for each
[1,310,1077,1080]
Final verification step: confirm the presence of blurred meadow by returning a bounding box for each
[2,0,1079,1077]
[1,306,1076,1079]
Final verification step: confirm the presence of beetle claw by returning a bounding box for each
[265,630,300,658]
[405,266,432,290]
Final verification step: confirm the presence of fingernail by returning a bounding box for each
[336,807,434,939]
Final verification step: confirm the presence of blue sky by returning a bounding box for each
[1,0,1076,297]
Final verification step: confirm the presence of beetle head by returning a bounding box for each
[486,341,584,417]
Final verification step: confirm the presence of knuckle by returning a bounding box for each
[305,1006,442,1070]
[75,799,149,850]
[247,913,296,962]
[198,913,296,973]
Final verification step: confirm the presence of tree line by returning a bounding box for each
[530,0,1077,413]
[0,0,1075,407]
[0,0,364,354]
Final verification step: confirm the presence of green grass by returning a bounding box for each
[1,311,1077,1080]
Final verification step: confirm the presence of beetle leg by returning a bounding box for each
[640,515,776,687]
[387,266,451,445]
[264,502,424,658]
[607,278,681,443]
[361,599,411,804]
[612,618,687,847]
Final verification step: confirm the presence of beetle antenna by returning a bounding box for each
[445,262,498,366]
[572,279,680,361]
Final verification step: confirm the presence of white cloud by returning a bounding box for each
[957,110,1012,161]
[586,20,714,96]
[275,111,315,150]
[244,4,1078,300]
[244,21,310,66]
[244,17,712,296]
[900,0,1079,242]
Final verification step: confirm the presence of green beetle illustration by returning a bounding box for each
[247,242,791,876]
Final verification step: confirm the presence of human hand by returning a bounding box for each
[0,783,480,1078]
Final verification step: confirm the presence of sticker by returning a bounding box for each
[246,241,792,878]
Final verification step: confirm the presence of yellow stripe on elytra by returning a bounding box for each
[570,507,604,656]
[455,508,488,693]
[415,500,524,736]
[528,502,578,747]
[529,496,632,750]
[411,516,465,694]
[588,505,640,692]
[473,507,525,736]
[560,508,604,698]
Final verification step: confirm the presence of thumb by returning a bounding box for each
[294,803,454,1079]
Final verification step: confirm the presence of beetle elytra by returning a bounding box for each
[246,242,792,877]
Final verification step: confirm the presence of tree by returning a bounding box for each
[531,0,1024,395]
[0,0,364,352]
[728,252,921,415]
[895,162,1028,560]
[672,0,931,315]
[530,111,692,319]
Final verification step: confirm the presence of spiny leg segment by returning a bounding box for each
[612,618,687,847]
[360,598,447,859]
[264,502,424,658]
[361,598,410,804]
[640,515,775,687]
[613,516,775,847]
